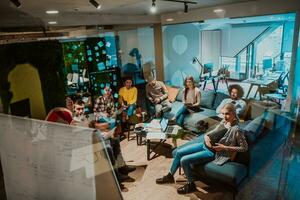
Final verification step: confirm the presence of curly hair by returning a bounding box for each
[228,84,244,99]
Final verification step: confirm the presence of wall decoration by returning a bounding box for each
[0,41,65,116]
[62,41,89,95]
[85,37,118,72]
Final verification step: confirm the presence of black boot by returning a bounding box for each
[177,182,197,194]
[119,165,136,175]
[115,170,130,182]
[156,173,175,184]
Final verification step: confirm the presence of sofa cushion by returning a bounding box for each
[242,116,266,144]
[201,161,247,187]
[163,101,184,119]
[212,92,230,110]
[200,90,215,109]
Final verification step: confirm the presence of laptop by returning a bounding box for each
[160,118,180,135]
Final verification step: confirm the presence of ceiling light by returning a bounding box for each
[184,2,188,13]
[46,10,59,14]
[214,9,224,13]
[10,0,21,8]
[166,18,174,22]
[150,0,156,13]
[48,21,57,25]
[89,0,101,9]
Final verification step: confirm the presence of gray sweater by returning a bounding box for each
[146,81,169,103]
[206,120,248,165]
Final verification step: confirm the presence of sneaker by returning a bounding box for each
[156,173,175,184]
[177,182,197,194]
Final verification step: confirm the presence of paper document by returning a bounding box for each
[145,119,161,129]
[146,131,166,140]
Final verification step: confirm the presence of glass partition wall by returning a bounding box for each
[164,13,295,86]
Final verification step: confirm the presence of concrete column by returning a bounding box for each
[153,23,164,81]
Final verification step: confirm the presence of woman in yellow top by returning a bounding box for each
[118,77,138,117]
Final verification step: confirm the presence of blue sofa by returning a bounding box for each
[160,87,292,196]
[187,111,293,196]
[164,88,231,132]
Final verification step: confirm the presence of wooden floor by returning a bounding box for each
[120,132,299,200]
[120,136,233,200]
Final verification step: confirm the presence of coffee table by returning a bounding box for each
[146,128,179,160]
[134,119,180,160]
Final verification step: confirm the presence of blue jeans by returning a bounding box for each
[175,106,189,126]
[126,104,136,117]
[170,140,214,182]
[98,116,116,129]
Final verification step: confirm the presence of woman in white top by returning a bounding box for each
[175,76,201,126]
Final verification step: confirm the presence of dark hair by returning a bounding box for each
[123,77,133,83]
[228,84,244,99]
[74,99,85,106]
[183,76,196,100]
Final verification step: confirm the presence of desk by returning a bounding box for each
[242,78,277,100]
[265,93,286,104]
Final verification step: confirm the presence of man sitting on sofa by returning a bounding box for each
[216,84,246,118]
[146,76,172,118]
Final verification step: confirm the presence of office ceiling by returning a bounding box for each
[0,0,253,32]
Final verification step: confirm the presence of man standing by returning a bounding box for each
[146,76,172,118]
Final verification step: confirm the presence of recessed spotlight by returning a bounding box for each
[48,21,57,25]
[214,9,224,13]
[46,10,59,14]
[166,18,174,22]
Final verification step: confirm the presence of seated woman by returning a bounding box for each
[94,85,116,130]
[118,77,138,120]
[174,76,201,126]
[156,103,248,194]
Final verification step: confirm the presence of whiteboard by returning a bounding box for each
[0,114,122,200]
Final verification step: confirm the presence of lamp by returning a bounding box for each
[11,0,21,8]
[150,0,157,13]
[89,0,101,9]
[192,57,204,79]
[161,0,196,13]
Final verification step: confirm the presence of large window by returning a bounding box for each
[255,25,283,73]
